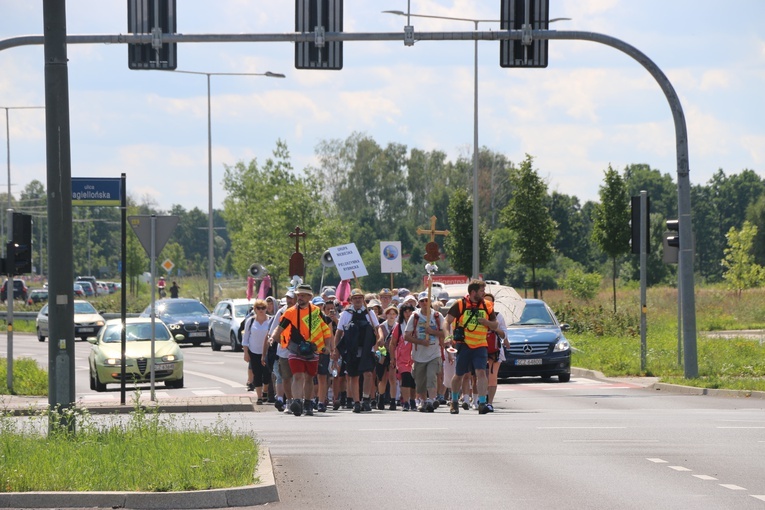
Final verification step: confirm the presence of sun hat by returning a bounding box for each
[295,284,313,296]
[350,288,364,297]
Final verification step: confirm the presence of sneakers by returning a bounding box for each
[353,401,361,413]
[389,400,397,411]
[346,397,355,409]
[425,401,434,413]
[418,404,427,412]
[274,399,285,413]
[304,400,314,416]
[377,399,385,411]
[246,382,255,392]
[290,399,303,417]
[317,402,327,413]
[478,402,489,415]
[332,400,341,411]
[402,402,410,412]
[432,400,440,410]
[461,401,470,411]
[485,403,494,413]
[267,394,276,403]
[362,400,372,412]
[438,396,447,406]
[450,401,460,414]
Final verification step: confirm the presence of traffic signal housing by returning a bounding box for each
[630,195,651,254]
[663,219,680,264]
[6,212,32,275]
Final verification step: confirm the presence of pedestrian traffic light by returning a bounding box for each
[630,195,651,254]
[666,219,679,248]
[10,212,32,275]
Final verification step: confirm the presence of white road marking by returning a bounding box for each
[719,484,746,491]
[372,440,467,444]
[565,440,657,443]
[184,369,245,388]
[668,466,692,472]
[360,428,448,432]
[647,458,668,463]
[752,495,765,502]
[540,426,626,429]
[193,390,226,396]
[693,475,718,481]
[717,426,765,429]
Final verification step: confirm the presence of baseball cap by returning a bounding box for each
[418,291,429,302]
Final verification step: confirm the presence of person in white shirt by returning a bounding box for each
[406,292,446,412]
[242,299,271,404]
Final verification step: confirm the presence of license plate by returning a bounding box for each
[154,363,174,371]
[78,327,94,333]
[515,358,542,366]
[189,331,207,337]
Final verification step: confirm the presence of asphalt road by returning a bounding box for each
[4,333,765,509]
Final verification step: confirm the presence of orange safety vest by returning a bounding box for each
[280,304,331,352]
[454,296,494,349]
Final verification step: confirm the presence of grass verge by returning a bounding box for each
[0,401,258,492]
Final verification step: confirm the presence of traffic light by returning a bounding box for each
[9,212,32,275]
[666,219,679,248]
[630,195,651,254]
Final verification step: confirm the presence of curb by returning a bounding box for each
[1,396,257,417]
[0,446,279,509]
[571,367,765,400]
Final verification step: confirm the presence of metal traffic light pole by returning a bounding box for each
[0,22,699,380]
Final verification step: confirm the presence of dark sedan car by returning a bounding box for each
[497,299,572,382]
[140,298,211,346]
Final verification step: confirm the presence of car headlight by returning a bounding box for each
[169,324,181,330]
[96,320,104,327]
[554,338,570,352]
[104,358,120,366]
[161,355,178,362]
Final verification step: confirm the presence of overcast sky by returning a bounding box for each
[1,0,763,213]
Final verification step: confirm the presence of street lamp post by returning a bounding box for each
[171,70,285,306]
[382,11,569,279]
[1,105,45,249]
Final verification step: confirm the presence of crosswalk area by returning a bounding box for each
[495,377,645,392]
[75,388,231,402]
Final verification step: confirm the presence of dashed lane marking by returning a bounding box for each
[719,484,747,491]
[647,458,668,463]
[669,466,692,472]
[752,495,765,502]
[693,475,718,481]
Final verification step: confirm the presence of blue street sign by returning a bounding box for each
[72,177,122,206]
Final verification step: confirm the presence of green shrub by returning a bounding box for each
[560,268,602,300]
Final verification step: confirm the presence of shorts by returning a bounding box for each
[374,355,391,380]
[455,346,488,377]
[399,371,415,389]
[288,356,319,377]
[487,357,500,387]
[247,353,266,387]
[413,357,442,395]
[278,357,293,381]
[317,353,331,376]
[345,352,375,377]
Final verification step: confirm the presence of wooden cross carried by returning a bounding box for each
[288,226,307,277]
[416,216,449,262]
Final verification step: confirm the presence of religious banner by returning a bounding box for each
[380,241,402,274]
[328,243,368,280]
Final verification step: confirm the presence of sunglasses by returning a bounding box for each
[255,306,267,310]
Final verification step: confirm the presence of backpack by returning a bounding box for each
[453,297,495,347]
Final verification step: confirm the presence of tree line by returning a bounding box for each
[7,132,764,300]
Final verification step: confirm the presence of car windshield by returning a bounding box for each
[513,305,555,326]
[102,323,172,343]
[157,301,209,316]
[234,304,251,316]
[74,301,98,314]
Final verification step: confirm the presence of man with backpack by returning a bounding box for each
[405,292,446,412]
[268,284,332,417]
[445,280,499,415]
[333,288,383,413]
